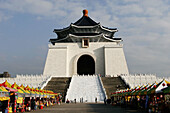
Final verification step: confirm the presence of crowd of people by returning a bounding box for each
[66,97,98,104]
[22,95,62,112]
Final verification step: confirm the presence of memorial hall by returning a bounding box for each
[43,9,129,77]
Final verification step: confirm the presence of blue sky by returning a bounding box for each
[0,0,170,77]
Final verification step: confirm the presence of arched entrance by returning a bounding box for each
[77,55,95,75]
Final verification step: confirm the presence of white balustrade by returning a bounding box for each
[0,74,50,88]
[119,74,170,88]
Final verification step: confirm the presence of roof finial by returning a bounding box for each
[83,9,88,17]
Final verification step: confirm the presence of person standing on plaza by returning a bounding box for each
[74,99,76,104]
[95,97,97,103]
[82,97,83,103]
[104,97,106,105]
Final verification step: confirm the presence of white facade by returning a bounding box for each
[43,42,129,77]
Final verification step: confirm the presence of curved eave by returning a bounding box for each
[99,23,118,32]
[52,30,103,42]
[53,23,118,33]
[50,36,69,43]
[50,33,122,43]
[53,23,100,33]
[69,33,103,38]
[71,23,100,28]
[53,25,71,33]
[54,33,103,42]
[102,26,118,30]
[72,23,118,32]
[103,35,122,42]
[69,33,122,42]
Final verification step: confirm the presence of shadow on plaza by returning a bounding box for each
[29,103,147,113]
[87,103,147,113]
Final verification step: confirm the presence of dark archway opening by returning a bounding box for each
[77,55,95,75]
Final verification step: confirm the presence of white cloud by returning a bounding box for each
[99,0,170,76]
[0,0,85,18]
[0,11,12,22]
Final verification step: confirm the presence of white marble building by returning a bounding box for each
[43,10,129,77]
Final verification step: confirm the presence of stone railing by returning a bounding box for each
[0,74,50,88]
[119,74,170,88]
[97,75,107,99]
[40,76,52,89]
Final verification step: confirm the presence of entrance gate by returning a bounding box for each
[77,55,95,75]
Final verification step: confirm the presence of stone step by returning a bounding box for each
[66,76,106,102]
[101,77,129,99]
[48,81,70,83]
[45,84,69,86]
[50,78,70,81]
[45,85,69,90]
[43,77,71,102]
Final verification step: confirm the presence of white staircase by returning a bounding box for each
[65,75,106,103]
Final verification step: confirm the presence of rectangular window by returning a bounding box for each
[82,38,89,48]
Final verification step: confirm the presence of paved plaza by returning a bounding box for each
[31,103,146,113]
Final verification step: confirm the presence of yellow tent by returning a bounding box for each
[0,84,10,101]
[11,82,24,94]
[26,85,36,95]
[20,84,30,94]
[0,85,8,92]
[2,80,12,88]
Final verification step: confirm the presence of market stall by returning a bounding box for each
[20,84,31,111]
[1,80,19,113]
[0,80,59,113]
[111,79,170,113]
[11,82,26,112]
[0,84,10,113]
